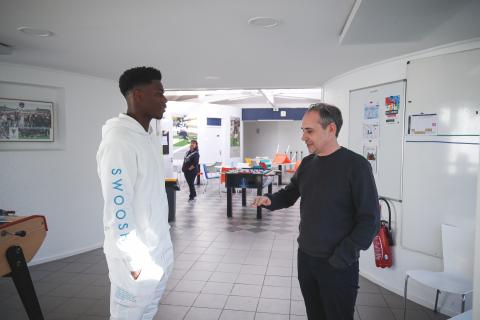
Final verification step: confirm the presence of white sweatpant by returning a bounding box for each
[106,246,174,320]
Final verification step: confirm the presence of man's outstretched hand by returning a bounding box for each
[251,196,271,207]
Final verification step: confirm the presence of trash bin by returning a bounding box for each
[165,178,180,222]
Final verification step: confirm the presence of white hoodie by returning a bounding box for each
[97,114,172,272]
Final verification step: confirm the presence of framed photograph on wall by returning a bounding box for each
[0,98,54,142]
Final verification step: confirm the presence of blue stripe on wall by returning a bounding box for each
[207,117,222,126]
[242,108,307,121]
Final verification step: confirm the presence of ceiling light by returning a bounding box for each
[17,26,54,37]
[0,43,13,55]
[248,17,279,28]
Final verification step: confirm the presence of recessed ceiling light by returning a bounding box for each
[248,17,279,28]
[204,76,221,80]
[17,26,54,37]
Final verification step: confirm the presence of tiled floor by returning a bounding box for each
[0,181,450,320]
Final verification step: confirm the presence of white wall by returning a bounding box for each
[323,38,480,316]
[0,62,124,264]
[243,121,308,161]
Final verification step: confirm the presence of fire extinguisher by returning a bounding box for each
[373,197,394,268]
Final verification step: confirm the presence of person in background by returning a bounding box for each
[182,140,200,201]
[252,103,380,320]
[97,66,173,320]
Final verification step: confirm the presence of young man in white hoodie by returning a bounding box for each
[97,66,173,320]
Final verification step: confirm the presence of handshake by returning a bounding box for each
[250,196,271,207]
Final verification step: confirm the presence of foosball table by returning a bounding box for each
[1,211,48,320]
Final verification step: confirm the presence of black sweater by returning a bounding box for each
[266,147,380,268]
[182,149,199,175]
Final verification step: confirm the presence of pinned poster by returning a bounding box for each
[385,95,400,124]
[363,123,379,140]
[363,102,379,121]
[363,146,378,174]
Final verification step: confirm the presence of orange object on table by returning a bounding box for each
[272,153,291,164]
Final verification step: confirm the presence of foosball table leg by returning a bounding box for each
[6,245,45,320]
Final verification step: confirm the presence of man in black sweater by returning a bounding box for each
[252,103,380,320]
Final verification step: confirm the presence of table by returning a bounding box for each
[225,169,275,219]
[165,178,180,222]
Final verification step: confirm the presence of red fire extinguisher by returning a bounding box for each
[373,197,394,268]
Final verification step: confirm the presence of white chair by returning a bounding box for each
[403,224,474,319]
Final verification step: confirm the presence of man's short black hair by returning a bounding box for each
[118,66,162,97]
[308,103,343,137]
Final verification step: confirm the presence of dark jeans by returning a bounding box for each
[297,249,359,320]
[184,171,197,200]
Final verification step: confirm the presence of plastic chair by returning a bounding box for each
[202,163,220,193]
[285,159,301,174]
[272,153,291,165]
[403,224,474,319]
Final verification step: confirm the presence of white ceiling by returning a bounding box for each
[1,0,479,91]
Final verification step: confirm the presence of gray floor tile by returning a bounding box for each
[254,312,289,320]
[391,308,432,320]
[44,312,80,320]
[60,262,94,273]
[384,293,430,310]
[52,297,97,315]
[240,264,267,275]
[263,275,291,287]
[216,262,243,273]
[162,291,198,307]
[184,270,213,281]
[74,285,109,299]
[185,307,222,320]
[357,306,396,320]
[260,285,290,300]
[84,299,109,316]
[202,282,234,295]
[154,305,189,320]
[191,261,219,271]
[291,286,304,301]
[210,271,238,283]
[47,283,88,298]
[290,300,307,316]
[356,292,388,307]
[235,273,265,285]
[1,308,29,320]
[193,293,228,309]
[289,316,308,320]
[257,298,290,315]
[231,283,262,297]
[359,277,382,293]
[225,295,259,312]
[77,316,105,320]
[220,309,255,320]
[174,279,206,293]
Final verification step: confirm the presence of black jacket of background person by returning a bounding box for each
[266,147,380,269]
[182,149,199,175]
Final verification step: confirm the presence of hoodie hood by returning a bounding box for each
[102,113,151,138]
